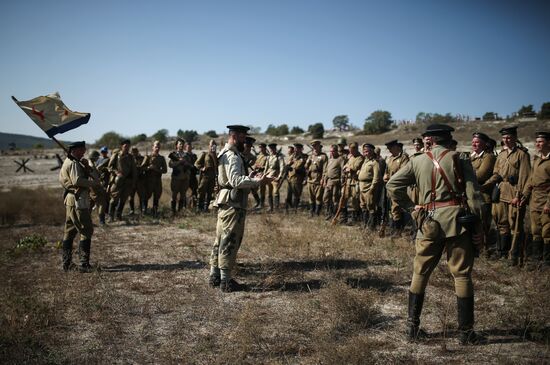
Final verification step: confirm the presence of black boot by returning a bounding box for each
[171,200,177,216]
[457,297,485,345]
[142,201,148,215]
[315,203,322,216]
[407,292,427,341]
[268,197,274,212]
[509,232,523,267]
[340,207,349,225]
[526,239,543,270]
[500,233,511,259]
[99,213,106,225]
[129,198,135,215]
[274,196,280,210]
[367,213,376,231]
[197,198,205,213]
[361,210,368,229]
[252,191,261,209]
[78,239,92,272]
[178,198,185,211]
[325,205,333,221]
[310,202,316,217]
[543,244,550,269]
[62,240,73,272]
[109,203,116,222]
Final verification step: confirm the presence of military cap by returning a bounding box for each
[100,146,109,153]
[226,125,250,133]
[68,141,85,150]
[412,138,423,145]
[89,150,100,159]
[258,142,267,148]
[487,138,497,150]
[362,143,375,149]
[310,140,322,146]
[337,137,347,145]
[421,124,455,137]
[120,138,131,145]
[374,147,381,155]
[245,136,256,144]
[349,142,358,148]
[293,143,303,148]
[450,139,458,147]
[499,126,518,136]
[385,139,403,147]
[268,143,277,148]
[131,147,139,152]
[535,131,550,139]
[472,132,490,143]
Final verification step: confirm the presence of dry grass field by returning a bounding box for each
[1,180,549,364]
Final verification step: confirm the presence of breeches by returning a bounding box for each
[530,210,550,243]
[492,201,525,235]
[146,177,163,203]
[323,181,341,207]
[63,206,93,242]
[171,178,189,201]
[410,233,474,298]
[308,182,323,205]
[359,181,376,213]
[210,206,246,273]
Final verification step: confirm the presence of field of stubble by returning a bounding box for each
[1,153,549,364]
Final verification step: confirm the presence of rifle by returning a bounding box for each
[379,185,390,237]
[332,172,349,225]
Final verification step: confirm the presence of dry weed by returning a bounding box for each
[0,187,65,225]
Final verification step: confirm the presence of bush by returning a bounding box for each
[177,129,198,142]
[308,123,325,139]
[95,131,123,149]
[131,133,147,145]
[205,130,218,138]
[15,234,48,251]
[152,129,169,143]
[265,124,289,136]
[290,126,304,134]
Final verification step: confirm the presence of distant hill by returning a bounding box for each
[0,132,71,150]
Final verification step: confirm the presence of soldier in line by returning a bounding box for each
[108,139,137,221]
[337,137,349,160]
[358,143,382,230]
[413,138,424,154]
[185,141,199,209]
[470,132,497,255]
[387,124,484,345]
[286,143,307,212]
[141,140,167,216]
[323,144,345,220]
[59,141,101,272]
[242,137,262,209]
[521,131,550,269]
[87,150,108,225]
[252,143,269,209]
[485,126,531,265]
[282,145,296,211]
[129,147,146,215]
[342,142,364,224]
[195,140,219,213]
[169,139,193,215]
[265,143,285,212]
[209,125,272,292]
[374,147,387,228]
[305,140,328,216]
[384,140,410,235]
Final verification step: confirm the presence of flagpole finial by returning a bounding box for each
[11,96,19,103]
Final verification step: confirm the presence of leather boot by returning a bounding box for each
[325,205,333,221]
[499,233,511,259]
[367,213,376,231]
[361,210,368,229]
[197,198,205,213]
[129,198,135,215]
[178,198,185,211]
[315,203,322,216]
[268,197,274,212]
[78,239,92,272]
[407,292,427,341]
[274,196,280,209]
[339,207,348,225]
[171,200,177,216]
[152,205,159,218]
[310,202,316,217]
[62,239,73,272]
[260,197,265,209]
[543,243,550,269]
[526,239,543,270]
[457,296,485,345]
[252,191,261,209]
[99,213,106,225]
[142,200,148,215]
[109,204,116,222]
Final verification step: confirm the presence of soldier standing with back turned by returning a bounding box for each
[387,124,485,345]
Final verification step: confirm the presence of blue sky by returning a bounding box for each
[1,0,549,142]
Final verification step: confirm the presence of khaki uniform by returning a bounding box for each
[129,154,146,213]
[407,152,423,205]
[287,152,307,209]
[88,159,108,220]
[108,151,137,218]
[59,157,97,268]
[306,152,328,208]
[323,156,345,212]
[253,151,269,206]
[210,143,259,275]
[265,152,285,207]
[385,152,410,221]
[188,152,199,206]
[344,154,364,213]
[523,152,550,244]
[485,146,530,259]
[470,151,496,248]
[387,145,483,298]
[142,153,167,211]
[358,157,382,214]
[169,150,193,209]
[195,151,218,210]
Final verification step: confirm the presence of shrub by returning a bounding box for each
[204,130,218,138]
[308,123,325,139]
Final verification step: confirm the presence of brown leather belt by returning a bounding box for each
[423,199,462,210]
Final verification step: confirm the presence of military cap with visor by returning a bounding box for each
[268,143,277,148]
[412,137,424,144]
[385,139,403,147]
[226,125,250,134]
[293,143,304,148]
[498,126,518,136]
[68,141,86,150]
[535,131,550,139]
[472,132,490,143]
[120,138,131,145]
[362,143,375,149]
[310,140,322,146]
[245,136,256,144]
[421,124,455,137]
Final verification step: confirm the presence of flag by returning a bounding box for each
[12,92,91,137]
